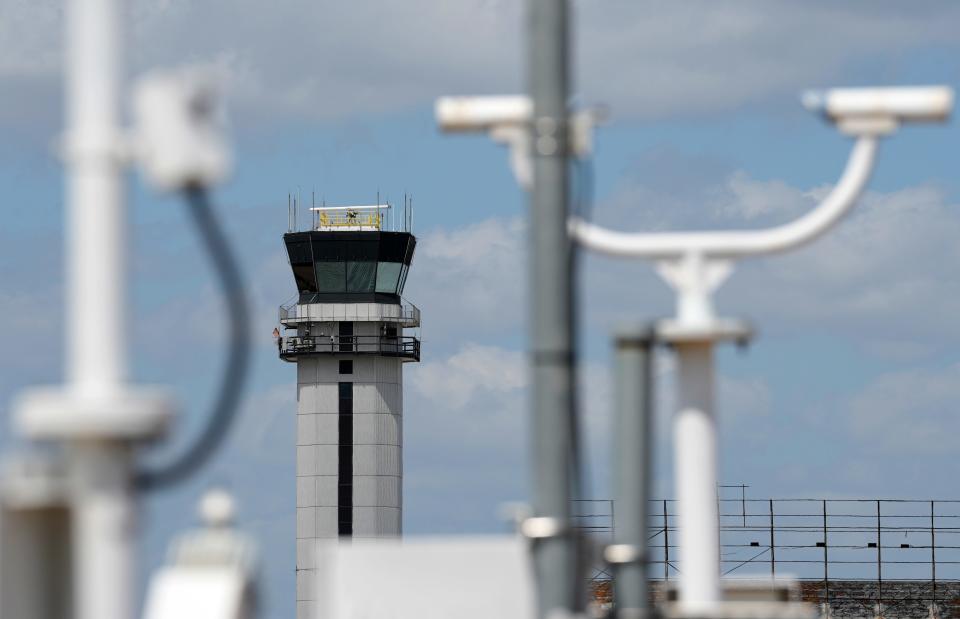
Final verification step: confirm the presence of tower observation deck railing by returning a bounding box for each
[278,334,420,362]
[575,497,960,613]
[278,298,421,327]
[316,210,383,230]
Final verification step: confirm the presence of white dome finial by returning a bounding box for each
[199,488,235,527]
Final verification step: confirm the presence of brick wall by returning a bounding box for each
[800,581,960,618]
[591,580,960,618]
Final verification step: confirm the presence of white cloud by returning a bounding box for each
[411,342,526,411]
[405,216,525,343]
[404,342,528,529]
[589,156,960,353]
[729,184,960,346]
[712,171,814,221]
[577,2,960,119]
[4,1,960,128]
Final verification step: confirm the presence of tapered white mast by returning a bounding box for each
[12,1,233,617]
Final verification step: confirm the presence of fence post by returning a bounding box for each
[610,498,615,546]
[664,499,669,582]
[823,500,829,606]
[741,485,747,528]
[931,500,936,610]
[769,499,775,580]
[877,500,882,611]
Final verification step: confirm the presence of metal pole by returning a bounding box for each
[527,0,579,615]
[823,500,829,606]
[664,500,670,582]
[674,341,721,610]
[610,498,616,546]
[931,501,936,609]
[66,1,134,618]
[877,500,882,610]
[612,328,654,618]
[741,485,746,528]
[769,499,775,580]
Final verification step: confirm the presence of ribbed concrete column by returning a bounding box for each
[294,319,405,619]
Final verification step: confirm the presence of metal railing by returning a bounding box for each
[278,334,420,361]
[278,298,420,327]
[573,499,616,586]
[316,210,383,230]
[576,498,960,609]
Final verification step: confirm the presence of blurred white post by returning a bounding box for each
[674,342,720,608]
[65,1,133,618]
[12,0,235,616]
[71,443,135,619]
[67,0,126,394]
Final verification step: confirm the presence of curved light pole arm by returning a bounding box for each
[570,136,879,260]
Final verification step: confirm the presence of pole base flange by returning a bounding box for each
[14,386,174,442]
[655,318,752,346]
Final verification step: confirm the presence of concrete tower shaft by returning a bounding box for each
[278,222,419,619]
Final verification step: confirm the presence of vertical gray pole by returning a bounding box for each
[527,0,579,615]
[769,499,775,579]
[613,328,654,618]
[741,486,746,528]
[931,501,936,609]
[877,500,882,610]
[664,500,669,582]
[823,500,829,606]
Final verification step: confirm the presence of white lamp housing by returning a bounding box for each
[435,96,532,132]
[435,95,602,188]
[803,86,953,134]
[133,69,231,192]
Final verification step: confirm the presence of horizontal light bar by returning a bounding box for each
[309,205,391,212]
[802,86,953,122]
[435,95,532,132]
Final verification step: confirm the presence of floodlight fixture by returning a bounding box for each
[435,95,603,189]
[435,95,532,133]
[133,69,231,192]
[803,86,953,134]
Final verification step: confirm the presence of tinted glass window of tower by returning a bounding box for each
[283,231,417,302]
[313,261,403,293]
[375,262,403,292]
[339,360,353,375]
[338,381,353,537]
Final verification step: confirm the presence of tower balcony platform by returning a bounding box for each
[278,334,421,362]
[278,299,421,328]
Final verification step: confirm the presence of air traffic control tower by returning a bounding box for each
[278,202,419,616]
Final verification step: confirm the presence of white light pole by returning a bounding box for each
[570,85,953,614]
[11,0,230,617]
[13,2,172,618]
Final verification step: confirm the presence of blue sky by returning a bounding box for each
[4,1,960,616]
